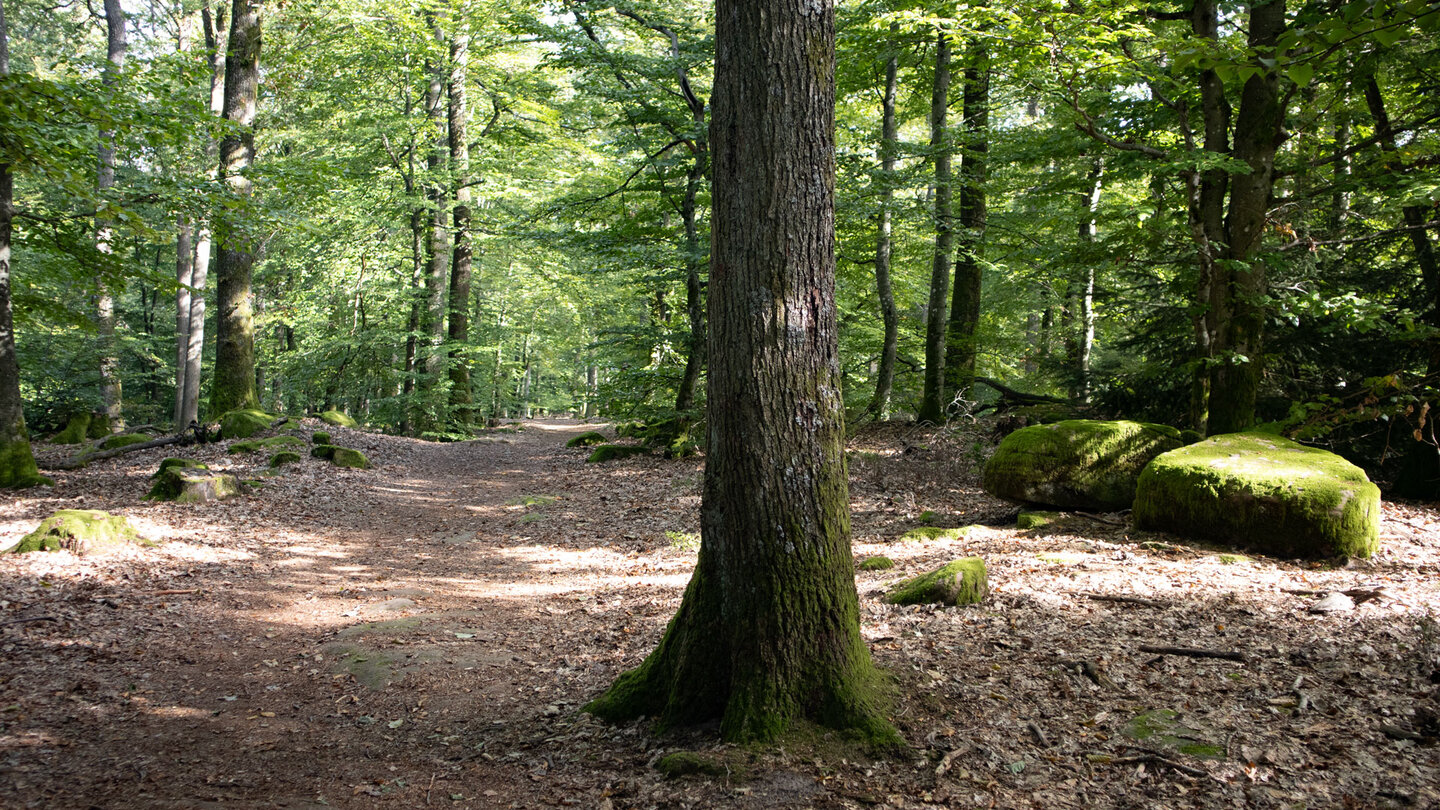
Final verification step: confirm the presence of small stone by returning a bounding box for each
[1308,592,1355,614]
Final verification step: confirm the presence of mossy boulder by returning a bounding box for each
[268,451,302,468]
[6,510,150,556]
[218,409,275,440]
[899,526,974,542]
[885,558,988,607]
[319,410,358,428]
[1133,432,1381,559]
[147,463,243,503]
[312,431,331,445]
[311,444,370,469]
[858,555,895,571]
[586,444,650,463]
[100,433,152,451]
[983,419,1184,511]
[229,435,307,454]
[566,431,607,448]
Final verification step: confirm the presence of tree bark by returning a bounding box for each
[1069,158,1101,402]
[586,0,897,746]
[421,23,449,401]
[209,0,262,416]
[446,22,473,419]
[918,30,953,425]
[864,28,899,422]
[95,0,127,433]
[946,39,989,401]
[173,216,194,425]
[0,0,46,487]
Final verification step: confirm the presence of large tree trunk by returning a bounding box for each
[946,39,989,401]
[917,30,953,425]
[446,23,472,419]
[586,0,897,746]
[0,0,45,488]
[209,0,261,416]
[1208,0,1286,435]
[95,0,126,433]
[865,29,899,422]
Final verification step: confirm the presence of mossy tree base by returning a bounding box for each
[147,462,244,503]
[7,510,150,556]
[1,435,52,489]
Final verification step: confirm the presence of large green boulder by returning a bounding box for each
[983,419,1184,511]
[218,409,275,440]
[1133,432,1381,559]
[6,510,150,556]
[229,435,306,454]
[311,444,371,469]
[885,558,988,607]
[319,410,358,428]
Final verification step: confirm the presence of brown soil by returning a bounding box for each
[2,418,1437,809]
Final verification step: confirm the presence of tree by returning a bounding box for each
[446,17,473,419]
[0,0,47,487]
[917,29,953,425]
[863,22,901,421]
[945,35,989,402]
[586,0,898,744]
[210,0,262,415]
[94,0,126,432]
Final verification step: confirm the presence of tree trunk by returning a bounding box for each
[209,0,262,416]
[946,39,989,401]
[918,30,953,425]
[95,0,127,433]
[447,23,473,419]
[1208,0,1286,435]
[584,363,598,418]
[400,205,424,434]
[586,0,897,746]
[673,153,706,415]
[1070,158,1101,402]
[0,0,45,488]
[422,20,449,396]
[865,29,899,422]
[1364,75,1440,371]
[173,216,194,425]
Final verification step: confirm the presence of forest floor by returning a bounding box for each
[1,417,1438,810]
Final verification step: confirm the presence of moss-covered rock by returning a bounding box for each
[101,433,152,451]
[319,410,358,428]
[218,409,275,440]
[312,444,370,469]
[655,751,728,779]
[857,555,895,571]
[147,464,244,503]
[1133,432,1381,559]
[565,431,607,448]
[268,451,302,468]
[983,419,1184,511]
[6,510,150,555]
[229,435,307,454]
[899,526,974,542]
[311,444,337,460]
[885,558,988,606]
[312,431,331,445]
[1017,510,1061,530]
[154,457,206,477]
[586,444,650,463]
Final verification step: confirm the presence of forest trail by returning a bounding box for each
[3,419,1440,809]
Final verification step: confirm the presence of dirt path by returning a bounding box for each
[2,419,1439,809]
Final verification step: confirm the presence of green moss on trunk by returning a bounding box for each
[51,413,96,444]
[0,433,51,489]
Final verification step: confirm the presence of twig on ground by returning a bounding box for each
[0,615,59,627]
[1138,645,1245,662]
[1087,593,1167,608]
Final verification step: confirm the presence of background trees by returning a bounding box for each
[0,0,1435,489]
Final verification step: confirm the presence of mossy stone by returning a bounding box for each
[312,431,331,445]
[587,444,650,463]
[7,510,150,556]
[655,751,727,779]
[983,419,1184,511]
[218,409,275,440]
[147,465,244,503]
[328,447,371,469]
[858,555,895,571]
[100,433,151,451]
[311,444,337,460]
[1017,510,1060,530]
[1133,432,1381,559]
[899,526,974,542]
[154,458,206,477]
[885,557,988,607]
[229,435,306,454]
[1121,709,1225,760]
[319,410,358,428]
[268,451,302,468]
[566,431,607,448]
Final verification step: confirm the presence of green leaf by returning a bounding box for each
[1286,62,1314,87]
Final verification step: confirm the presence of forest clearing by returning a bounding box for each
[2,417,1437,809]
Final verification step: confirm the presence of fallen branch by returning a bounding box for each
[973,376,1069,408]
[51,434,186,470]
[1116,748,1209,778]
[0,615,59,627]
[1138,644,1245,662]
[1087,593,1167,608]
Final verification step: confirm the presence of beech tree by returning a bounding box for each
[586,0,898,743]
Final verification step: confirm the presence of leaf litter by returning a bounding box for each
[0,417,1436,808]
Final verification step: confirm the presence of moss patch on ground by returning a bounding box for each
[857,556,894,571]
[587,444,650,463]
[100,433,151,450]
[1121,709,1225,759]
[312,431,331,445]
[268,451,302,468]
[899,526,974,542]
[885,558,988,606]
[1017,511,1061,530]
[983,419,1183,511]
[1133,432,1381,559]
[7,510,151,556]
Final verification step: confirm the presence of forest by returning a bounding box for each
[1,0,1439,807]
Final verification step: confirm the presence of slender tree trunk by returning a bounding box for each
[173,216,194,425]
[584,363,598,418]
[865,29,899,422]
[587,0,897,746]
[918,31,953,425]
[1070,158,1101,402]
[95,0,127,433]
[1330,67,1352,232]
[1208,0,1286,435]
[400,205,424,434]
[421,29,449,399]
[946,39,989,401]
[1364,75,1440,371]
[209,0,262,416]
[0,0,45,487]
[673,153,707,414]
[447,22,473,419]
